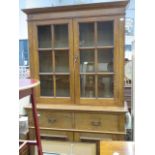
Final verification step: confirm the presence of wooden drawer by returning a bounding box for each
[28,110,73,129]
[75,112,120,132]
[74,132,124,142]
[40,130,74,141]
[29,129,73,155]
[29,129,74,141]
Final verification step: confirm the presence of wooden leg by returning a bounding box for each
[31,88,43,155]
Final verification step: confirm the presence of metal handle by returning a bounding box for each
[74,54,79,64]
[48,118,56,124]
[91,120,101,126]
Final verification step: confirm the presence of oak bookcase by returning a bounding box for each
[23,0,128,143]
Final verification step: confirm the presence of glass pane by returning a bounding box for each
[54,24,68,48]
[98,75,113,98]
[98,49,113,72]
[55,51,69,72]
[79,23,94,47]
[97,21,113,46]
[56,75,70,97]
[38,26,51,48]
[80,75,95,98]
[80,50,95,73]
[40,75,53,96]
[39,51,52,72]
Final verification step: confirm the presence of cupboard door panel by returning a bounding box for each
[74,17,119,105]
[34,19,74,104]
[31,16,123,105]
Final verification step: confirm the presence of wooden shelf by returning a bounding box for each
[54,47,69,50]
[39,72,53,75]
[97,45,114,49]
[79,46,114,50]
[80,72,96,75]
[38,48,69,51]
[97,72,114,75]
[25,103,128,113]
[79,47,95,50]
[29,126,126,135]
[80,72,114,75]
[39,72,70,75]
[38,48,52,51]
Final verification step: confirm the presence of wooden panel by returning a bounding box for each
[29,126,125,136]
[23,1,128,15]
[118,113,125,132]
[117,15,125,106]
[40,130,74,141]
[74,132,123,142]
[73,16,123,106]
[28,110,73,129]
[26,8,125,21]
[25,104,128,113]
[75,112,119,132]
[30,19,75,104]
[29,128,73,141]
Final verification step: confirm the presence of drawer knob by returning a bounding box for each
[48,118,56,124]
[91,121,101,126]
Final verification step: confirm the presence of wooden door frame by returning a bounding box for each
[28,19,75,104]
[73,16,124,106]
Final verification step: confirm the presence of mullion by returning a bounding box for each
[53,24,70,97]
[51,25,56,97]
[53,75,56,97]
[94,22,98,98]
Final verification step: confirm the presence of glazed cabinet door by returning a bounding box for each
[73,16,124,105]
[29,19,74,104]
